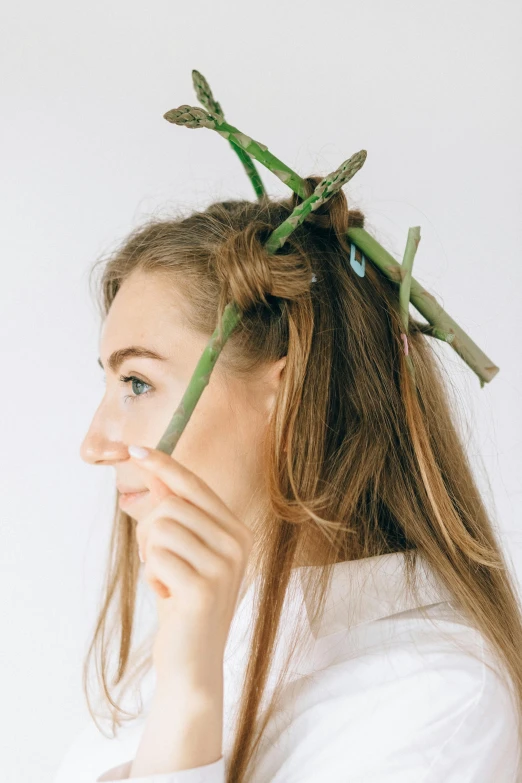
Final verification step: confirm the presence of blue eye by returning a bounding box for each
[119,374,153,404]
[99,373,153,403]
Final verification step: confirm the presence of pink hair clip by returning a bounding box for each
[400,332,409,356]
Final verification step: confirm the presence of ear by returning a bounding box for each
[262,355,287,418]
[274,355,287,378]
[266,355,287,388]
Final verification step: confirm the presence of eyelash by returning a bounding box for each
[119,374,153,403]
[100,373,153,403]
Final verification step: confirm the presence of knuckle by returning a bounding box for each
[208,554,230,582]
[226,535,246,564]
[216,529,243,561]
[186,473,203,495]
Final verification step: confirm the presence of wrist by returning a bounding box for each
[152,678,222,715]
[132,679,223,776]
[154,660,224,701]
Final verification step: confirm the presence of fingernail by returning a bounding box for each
[129,445,150,459]
[138,546,144,563]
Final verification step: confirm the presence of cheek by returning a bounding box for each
[123,405,176,447]
[172,384,237,453]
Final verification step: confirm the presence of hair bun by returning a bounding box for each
[213,219,315,313]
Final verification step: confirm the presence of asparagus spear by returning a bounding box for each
[155,153,365,454]
[191,70,266,200]
[155,83,498,455]
[163,103,499,389]
[399,226,421,387]
[264,150,367,253]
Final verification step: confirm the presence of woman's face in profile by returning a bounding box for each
[79,269,286,527]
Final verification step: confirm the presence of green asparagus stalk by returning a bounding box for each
[346,227,498,388]
[163,103,498,388]
[191,70,266,200]
[399,227,421,387]
[155,153,365,455]
[164,105,308,197]
[264,151,367,254]
[155,89,498,455]
[155,299,242,453]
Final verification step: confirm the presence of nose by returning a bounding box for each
[79,435,130,465]
[79,405,131,465]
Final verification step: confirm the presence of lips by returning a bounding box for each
[118,488,149,508]
[117,485,148,494]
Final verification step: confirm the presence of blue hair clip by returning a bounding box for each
[350,243,366,277]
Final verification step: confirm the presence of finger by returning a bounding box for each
[133,475,172,563]
[136,495,248,570]
[144,546,201,601]
[128,446,242,537]
[146,473,174,504]
[146,520,227,588]
[143,506,244,576]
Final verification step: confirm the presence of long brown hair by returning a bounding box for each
[83,179,522,780]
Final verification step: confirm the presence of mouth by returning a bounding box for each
[118,489,149,506]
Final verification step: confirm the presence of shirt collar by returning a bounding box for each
[296,550,453,639]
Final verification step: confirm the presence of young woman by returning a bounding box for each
[53,187,522,782]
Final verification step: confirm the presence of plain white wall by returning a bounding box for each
[1,0,521,780]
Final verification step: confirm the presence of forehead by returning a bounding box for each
[99,271,196,355]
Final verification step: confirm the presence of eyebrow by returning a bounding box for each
[97,346,168,374]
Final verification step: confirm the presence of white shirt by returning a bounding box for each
[53,550,521,782]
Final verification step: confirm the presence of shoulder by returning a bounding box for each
[249,603,520,782]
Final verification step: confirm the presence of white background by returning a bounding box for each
[1,1,521,780]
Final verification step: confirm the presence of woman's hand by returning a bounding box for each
[127,445,254,691]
